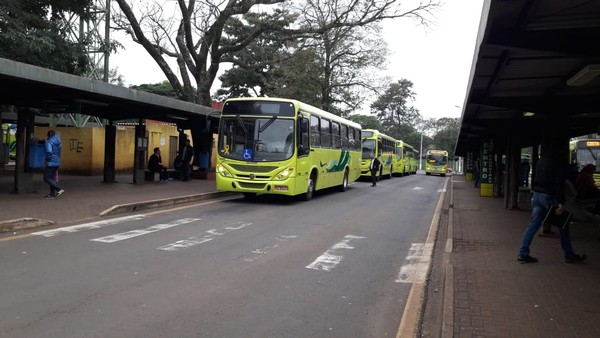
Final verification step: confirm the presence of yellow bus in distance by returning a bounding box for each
[394,140,416,176]
[425,149,449,176]
[216,97,362,200]
[360,129,396,180]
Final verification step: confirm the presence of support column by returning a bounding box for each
[13,108,35,193]
[103,122,116,183]
[480,138,494,197]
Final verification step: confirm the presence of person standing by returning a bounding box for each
[369,153,381,187]
[43,130,64,199]
[181,138,194,182]
[148,147,169,182]
[517,154,586,264]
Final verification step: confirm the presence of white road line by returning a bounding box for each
[437,189,447,193]
[395,243,433,283]
[244,235,298,262]
[90,218,199,243]
[412,187,423,190]
[306,235,365,271]
[32,215,146,237]
[157,222,252,251]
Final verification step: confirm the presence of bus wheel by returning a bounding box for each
[302,174,315,201]
[339,169,349,192]
[243,192,257,199]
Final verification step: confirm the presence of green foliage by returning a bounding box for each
[0,0,93,74]
[370,79,421,139]
[431,117,460,154]
[347,114,381,130]
[130,81,178,98]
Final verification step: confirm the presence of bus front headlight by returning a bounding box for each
[217,164,232,177]
[275,167,294,181]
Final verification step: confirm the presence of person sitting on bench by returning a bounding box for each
[148,147,169,182]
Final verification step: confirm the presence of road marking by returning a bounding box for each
[395,243,433,283]
[244,235,298,262]
[306,235,365,271]
[90,218,199,243]
[157,222,252,251]
[437,189,447,193]
[412,187,423,190]
[32,215,146,237]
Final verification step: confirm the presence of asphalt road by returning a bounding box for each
[0,174,446,338]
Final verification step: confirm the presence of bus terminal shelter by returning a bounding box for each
[0,58,219,193]
[455,0,600,209]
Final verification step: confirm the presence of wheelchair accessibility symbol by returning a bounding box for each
[242,149,253,160]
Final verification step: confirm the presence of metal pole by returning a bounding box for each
[419,133,423,170]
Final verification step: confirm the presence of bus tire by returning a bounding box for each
[339,169,349,192]
[301,173,316,201]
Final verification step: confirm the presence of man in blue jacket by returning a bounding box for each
[43,130,64,199]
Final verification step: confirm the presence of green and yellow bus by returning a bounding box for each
[216,97,362,200]
[569,139,600,183]
[360,129,396,180]
[405,142,419,174]
[425,149,449,176]
[394,140,417,176]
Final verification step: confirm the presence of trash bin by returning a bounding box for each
[199,153,209,171]
[28,141,45,169]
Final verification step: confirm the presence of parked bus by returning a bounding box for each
[360,129,396,180]
[405,142,419,174]
[569,139,600,183]
[425,149,449,176]
[216,97,362,200]
[394,140,417,176]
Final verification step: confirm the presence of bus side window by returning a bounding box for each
[298,117,310,156]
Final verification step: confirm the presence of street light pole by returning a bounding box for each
[419,133,423,170]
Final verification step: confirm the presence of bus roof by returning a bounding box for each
[223,97,362,130]
[362,129,395,141]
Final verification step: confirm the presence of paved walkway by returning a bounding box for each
[1,169,599,337]
[438,175,600,337]
[0,170,229,229]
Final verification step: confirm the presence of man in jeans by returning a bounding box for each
[517,153,586,264]
[43,130,64,199]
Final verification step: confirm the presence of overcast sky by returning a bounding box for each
[111,1,485,120]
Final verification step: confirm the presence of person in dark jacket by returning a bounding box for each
[517,154,586,264]
[181,138,194,182]
[369,153,381,187]
[147,147,169,182]
[43,130,64,199]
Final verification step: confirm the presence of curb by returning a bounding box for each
[98,191,238,216]
[0,218,55,232]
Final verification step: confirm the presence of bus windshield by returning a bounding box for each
[219,117,295,162]
[362,139,375,159]
[577,146,600,170]
[427,154,448,165]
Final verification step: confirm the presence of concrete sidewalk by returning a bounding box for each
[0,170,232,232]
[424,174,600,337]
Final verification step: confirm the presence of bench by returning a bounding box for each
[144,169,181,182]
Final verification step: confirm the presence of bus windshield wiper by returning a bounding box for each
[258,116,277,133]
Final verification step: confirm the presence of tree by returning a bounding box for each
[130,81,178,98]
[112,0,293,105]
[113,0,440,108]
[431,117,460,153]
[0,0,93,74]
[348,114,381,130]
[370,79,421,139]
